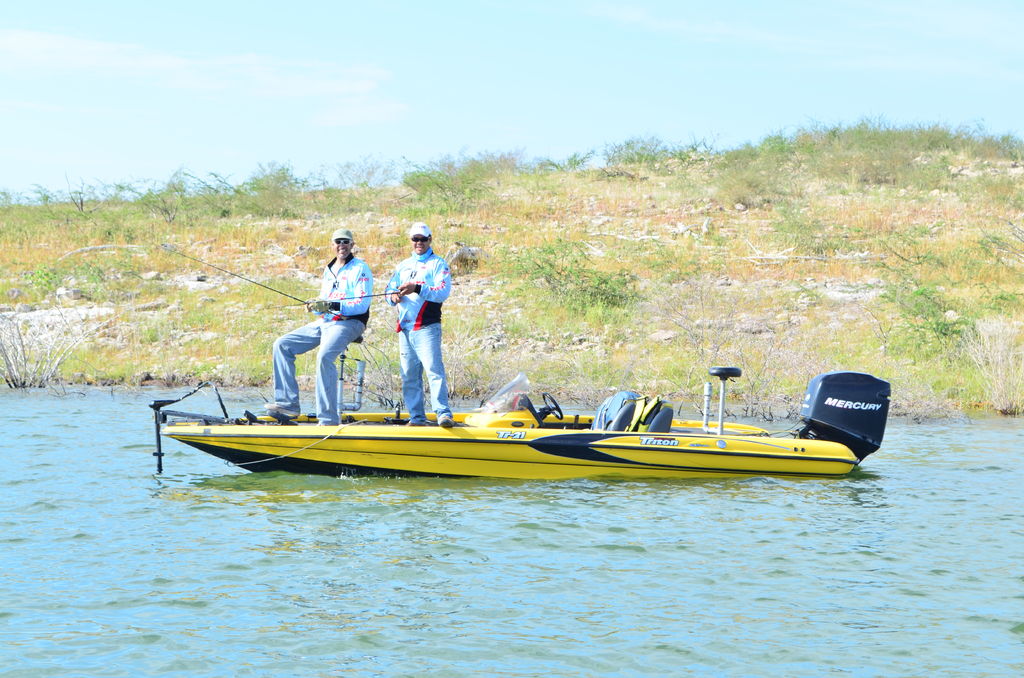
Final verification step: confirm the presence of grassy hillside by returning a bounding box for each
[2,121,1023,417]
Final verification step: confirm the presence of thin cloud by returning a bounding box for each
[585,1,1023,78]
[311,98,410,127]
[0,99,69,114]
[0,30,184,75]
[0,29,397,99]
[585,3,818,51]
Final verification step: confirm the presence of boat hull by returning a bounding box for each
[164,422,860,480]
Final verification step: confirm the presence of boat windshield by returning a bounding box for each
[477,372,531,414]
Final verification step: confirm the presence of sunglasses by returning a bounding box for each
[411,236,430,243]
[333,238,352,245]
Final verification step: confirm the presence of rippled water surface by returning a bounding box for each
[2,387,1023,677]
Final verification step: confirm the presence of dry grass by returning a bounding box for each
[0,309,112,387]
[964,318,1024,415]
[2,123,1023,417]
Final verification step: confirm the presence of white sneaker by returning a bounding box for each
[265,403,299,418]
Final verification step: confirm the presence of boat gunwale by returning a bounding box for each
[164,427,859,468]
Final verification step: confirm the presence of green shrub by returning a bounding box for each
[712,120,1024,194]
[961,175,1024,209]
[401,154,511,213]
[770,204,848,256]
[789,120,1021,189]
[538,151,594,173]
[135,171,190,224]
[24,265,63,294]
[980,222,1024,266]
[186,172,238,218]
[507,242,638,308]
[714,144,794,207]
[603,136,709,173]
[882,280,970,354]
[306,157,398,213]
[236,163,307,217]
[604,136,673,166]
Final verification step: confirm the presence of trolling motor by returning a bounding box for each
[702,366,742,434]
[148,382,233,473]
[149,354,366,475]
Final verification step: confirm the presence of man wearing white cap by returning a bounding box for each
[266,227,373,425]
[385,222,454,427]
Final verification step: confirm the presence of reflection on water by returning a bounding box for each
[1,387,1022,676]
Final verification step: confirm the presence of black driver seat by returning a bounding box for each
[607,401,636,431]
[606,399,674,433]
[645,405,673,433]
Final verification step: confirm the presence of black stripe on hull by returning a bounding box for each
[528,433,650,465]
[185,440,470,478]
[526,432,854,470]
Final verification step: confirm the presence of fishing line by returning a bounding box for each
[159,243,393,304]
[160,243,307,303]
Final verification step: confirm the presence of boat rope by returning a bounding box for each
[229,421,354,468]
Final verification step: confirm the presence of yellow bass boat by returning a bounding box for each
[151,367,890,480]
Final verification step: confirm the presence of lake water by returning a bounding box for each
[1,386,1022,677]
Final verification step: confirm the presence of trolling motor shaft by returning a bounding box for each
[705,366,742,434]
[149,399,176,473]
[148,382,233,473]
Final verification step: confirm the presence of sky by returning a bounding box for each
[1,0,1022,195]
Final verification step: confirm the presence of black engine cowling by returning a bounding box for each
[798,372,891,460]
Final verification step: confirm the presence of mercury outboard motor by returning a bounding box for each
[798,372,891,460]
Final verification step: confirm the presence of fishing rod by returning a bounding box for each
[160,243,394,304]
[160,243,306,303]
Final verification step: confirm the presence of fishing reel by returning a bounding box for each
[307,299,334,313]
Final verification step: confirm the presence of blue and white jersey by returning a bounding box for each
[384,249,451,331]
[316,255,373,324]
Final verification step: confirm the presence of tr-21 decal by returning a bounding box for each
[497,431,526,439]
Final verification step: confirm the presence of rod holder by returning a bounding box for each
[701,382,713,432]
[338,354,367,412]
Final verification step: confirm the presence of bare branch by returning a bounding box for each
[57,245,145,261]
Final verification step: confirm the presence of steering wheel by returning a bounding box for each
[537,392,564,421]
